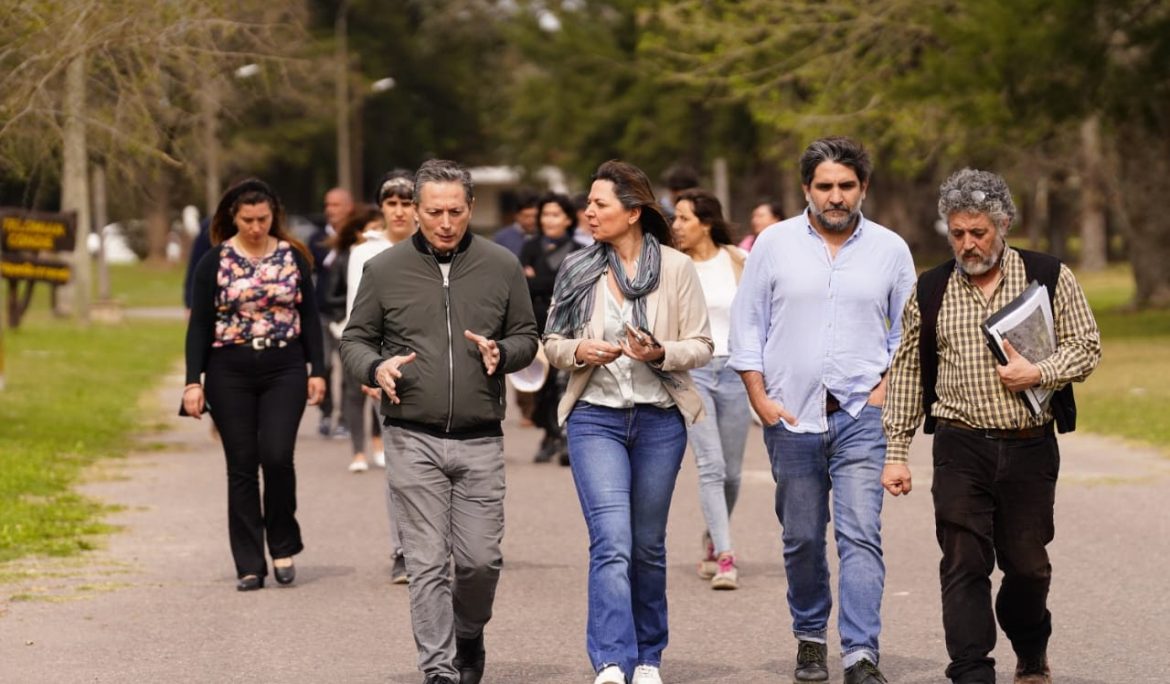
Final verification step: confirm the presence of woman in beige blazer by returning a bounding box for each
[544,160,712,684]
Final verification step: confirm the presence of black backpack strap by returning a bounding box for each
[1017,249,1076,433]
[916,260,955,434]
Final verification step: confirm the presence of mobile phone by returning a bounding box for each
[624,322,661,348]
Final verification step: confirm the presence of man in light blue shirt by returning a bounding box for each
[729,137,915,684]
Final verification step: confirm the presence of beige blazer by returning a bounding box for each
[544,245,713,426]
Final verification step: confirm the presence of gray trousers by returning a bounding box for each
[383,426,506,679]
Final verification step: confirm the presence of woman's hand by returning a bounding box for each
[306,377,327,406]
[182,384,204,420]
[575,339,623,367]
[620,327,665,363]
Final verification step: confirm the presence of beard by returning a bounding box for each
[810,199,862,233]
[956,235,1006,276]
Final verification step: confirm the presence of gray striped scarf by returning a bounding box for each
[545,234,679,388]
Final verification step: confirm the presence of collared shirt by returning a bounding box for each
[728,211,916,433]
[882,248,1102,463]
[579,282,675,410]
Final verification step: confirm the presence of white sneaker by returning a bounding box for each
[593,665,625,684]
[632,664,662,684]
[348,457,369,473]
[373,450,385,468]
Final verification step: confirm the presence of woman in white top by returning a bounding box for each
[671,188,749,590]
[340,169,416,584]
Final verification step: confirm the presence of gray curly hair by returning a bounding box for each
[937,168,1016,231]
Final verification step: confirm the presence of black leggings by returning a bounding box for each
[205,341,308,578]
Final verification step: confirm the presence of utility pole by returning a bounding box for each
[335,0,352,194]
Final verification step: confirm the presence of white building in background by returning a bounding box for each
[467,165,570,233]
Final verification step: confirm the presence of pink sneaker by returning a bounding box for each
[711,553,738,590]
[698,531,717,579]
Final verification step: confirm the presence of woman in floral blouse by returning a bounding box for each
[182,178,326,592]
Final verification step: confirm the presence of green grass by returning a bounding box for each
[14,261,185,314]
[0,313,184,563]
[1074,265,1170,449]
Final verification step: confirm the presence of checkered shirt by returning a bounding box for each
[882,248,1101,464]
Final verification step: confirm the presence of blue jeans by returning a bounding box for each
[687,356,750,554]
[567,402,688,676]
[763,404,887,668]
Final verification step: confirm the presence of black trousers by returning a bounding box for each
[931,422,1059,683]
[205,341,308,578]
[532,368,563,440]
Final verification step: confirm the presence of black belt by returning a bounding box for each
[937,418,1052,440]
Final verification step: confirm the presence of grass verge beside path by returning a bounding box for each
[0,313,184,563]
[1075,265,1170,450]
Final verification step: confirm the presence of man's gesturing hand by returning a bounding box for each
[996,339,1042,392]
[375,352,417,405]
[464,330,501,375]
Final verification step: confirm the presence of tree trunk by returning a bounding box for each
[1028,177,1049,251]
[1078,115,1108,271]
[60,54,91,322]
[1115,128,1170,308]
[145,173,171,264]
[335,1,352,194]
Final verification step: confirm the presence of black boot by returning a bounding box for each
[453,633,485,684]
[533,434,555,463]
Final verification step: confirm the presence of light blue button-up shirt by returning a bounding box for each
[728,211,916,433]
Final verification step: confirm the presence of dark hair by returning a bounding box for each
[515,189,539,211]
[676,188,733,246]
[755,198,784,221]
[333,204,382,253]
[414,159,474,205]
[571,192,589,211]
[799,136,872,187]
[663,163,700,192]
[376,169,415,203]
[536,192,578,234]
[593,160,672,247]
[211,178,312,266]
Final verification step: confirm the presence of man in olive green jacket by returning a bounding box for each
[340,159,537,684]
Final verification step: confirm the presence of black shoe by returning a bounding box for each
[273,560,295,585]
[1014,653,1051,683]
[534,435,555,463]
[390,552,409,585]
[453,632,485,684]
[794,640,828,682]
[844,658,888,684]
[423,676,456,684]
[236,575,264,591]
[318,416,332,437]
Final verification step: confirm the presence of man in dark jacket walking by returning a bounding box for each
[340,159,538,684]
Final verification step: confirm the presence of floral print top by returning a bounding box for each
[213,240,303,346]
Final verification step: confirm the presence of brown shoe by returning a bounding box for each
[1014,654,1051,684]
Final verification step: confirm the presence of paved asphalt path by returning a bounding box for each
[2,370,1167,683]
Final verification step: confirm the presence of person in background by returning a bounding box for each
[182,178,326,591]
[544,160,712,684]
[492,188,539,257]
[326,204,383,474]
[729,137,916,684]
[343,169,417,585]
[659,163,700,222]
[881,169,1101,684]
[520,192,583,465]
[315,187,355,438]
[341,160,538,684]
[671,188,749,591]
[738,199,783,252]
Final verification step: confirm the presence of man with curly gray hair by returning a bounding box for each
[881,168,1101,684]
